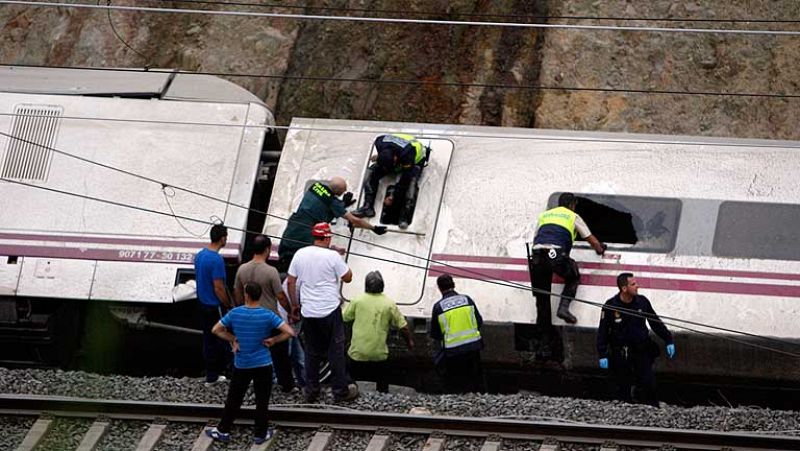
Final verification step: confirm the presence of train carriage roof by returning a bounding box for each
[0,66,265,105]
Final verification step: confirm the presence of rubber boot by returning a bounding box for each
[556,298,577,324]
[352,169,377,218]
[398,176,419,229]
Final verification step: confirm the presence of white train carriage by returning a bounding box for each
[266,118,800,387]
[0,67,277,363]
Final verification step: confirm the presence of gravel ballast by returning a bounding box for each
[1,367,798,437]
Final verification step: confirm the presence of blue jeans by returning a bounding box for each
[288,322,306,387]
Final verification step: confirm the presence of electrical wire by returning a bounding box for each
[6,63,800,100]
[1,130,799,358]
[156,0,800,24]
[103,0,151,65]
[2,174,800,359]
[1,114,799,151]
[3,1,800,36]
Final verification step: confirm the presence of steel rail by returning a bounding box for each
[0,394,798,450]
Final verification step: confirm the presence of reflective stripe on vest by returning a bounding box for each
[437,295,481,349]
[537,206,577,241]
[384,134,425,165]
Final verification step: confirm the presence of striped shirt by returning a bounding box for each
[220,305,284,369]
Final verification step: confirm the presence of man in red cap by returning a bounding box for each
[286,222,359,402]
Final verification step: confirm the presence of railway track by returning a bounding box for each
[1,394,798,450]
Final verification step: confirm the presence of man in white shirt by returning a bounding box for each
[286,222,358,402]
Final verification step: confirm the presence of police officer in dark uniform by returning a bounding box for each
[278,176,386,272]
[529,193,606,326]
[597,272,676,407]
[352,134,430,229]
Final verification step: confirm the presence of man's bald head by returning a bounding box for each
[329,177,347,195]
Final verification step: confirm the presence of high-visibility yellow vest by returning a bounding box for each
[437,295,481,349]
[537,206,577,241]
[387,134,426,165]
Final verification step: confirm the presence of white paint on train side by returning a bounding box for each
[266,118,800,340]
[0,87,271,302]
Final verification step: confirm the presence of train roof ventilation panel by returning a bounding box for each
[2,104,63,183]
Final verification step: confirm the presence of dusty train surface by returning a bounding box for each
[0,66,279,365]
[1,68,799,401]
[266,118,800,396]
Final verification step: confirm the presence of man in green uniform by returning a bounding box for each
[342,271,414,392]
[278,176,386,272]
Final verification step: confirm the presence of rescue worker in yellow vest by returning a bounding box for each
[352,134,430,229]
[429,274,484,393]
[530,193,606,328]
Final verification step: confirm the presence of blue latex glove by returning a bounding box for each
[599,358,609,369]
[666,343,676,359]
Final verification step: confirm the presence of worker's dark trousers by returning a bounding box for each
[529,248,581,327]
[303,308,350,399]
[443,350,484,393]
[348,357,390,393]
[269,334,295,391]
[610,344,658,407]
[200,304,231,382]
[218,365,273,438]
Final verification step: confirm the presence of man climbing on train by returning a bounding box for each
[528,192,606,326]
[352,134,431,229]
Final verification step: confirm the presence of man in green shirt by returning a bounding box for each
[342,271,414,392]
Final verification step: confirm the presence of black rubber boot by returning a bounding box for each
[398,176,419,229]
[556,298,577,324]
[352,204,375,218]
[353,168,377,218]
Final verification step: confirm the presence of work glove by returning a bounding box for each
[347,221,355,233]
[372,226,388,235]
[599,358,609,369]
[666,343,676,359]
[342,191,356,207]
[596,243,608,256]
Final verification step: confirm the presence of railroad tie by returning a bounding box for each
[76,421,110,451]
[135,423,166,451]
[422,431,446,451]
[538,437,560,451]
[480,434,503,451]
[15,418,52,451]
[190,427,214,451]
[365,431,391,451]
[306,428,333,451]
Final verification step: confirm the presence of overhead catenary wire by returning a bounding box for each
[3,0,800,36]
[2,175,800,360]
[2,113,800,151]
[1,130,799,357]
[157,0,800,24]
[6,63,800,101]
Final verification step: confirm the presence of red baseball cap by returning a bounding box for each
[311,222,333,238]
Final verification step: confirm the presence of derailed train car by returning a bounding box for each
[0,67,279,364]
[1,68,799,399]
[266,118,800,397]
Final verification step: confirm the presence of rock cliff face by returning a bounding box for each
[2,1,798,139]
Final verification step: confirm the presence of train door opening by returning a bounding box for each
[341,138,454,305]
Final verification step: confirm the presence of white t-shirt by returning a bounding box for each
[288,245,350,318]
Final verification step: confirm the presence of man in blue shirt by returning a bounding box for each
[206,282,295,444]
[194,224,233,384]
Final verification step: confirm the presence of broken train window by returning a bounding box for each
[547,193,682,253]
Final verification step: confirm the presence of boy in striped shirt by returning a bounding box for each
[206,283,295,444]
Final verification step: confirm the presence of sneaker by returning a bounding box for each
[253,428,275,445]
[334,384,359,402]
[206,427,230,443]
[204,375,228,386]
